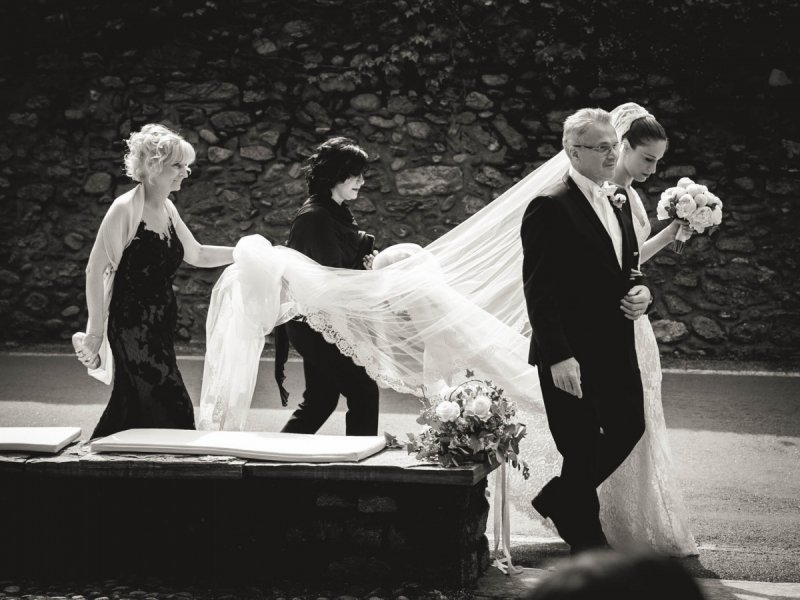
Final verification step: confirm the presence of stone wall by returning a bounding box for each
[2,445,492,586]
[0,0,798,362]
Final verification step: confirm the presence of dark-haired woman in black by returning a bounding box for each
[278,137,380,436]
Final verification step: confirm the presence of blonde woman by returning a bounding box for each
[74,124,234,438]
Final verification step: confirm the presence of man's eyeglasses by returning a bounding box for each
[572,142,620,155]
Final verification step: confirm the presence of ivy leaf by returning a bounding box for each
[384,432,401,448]
[468,434,483,453]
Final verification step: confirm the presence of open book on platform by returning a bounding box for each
[90,429,386,462]
[0,427,82,453]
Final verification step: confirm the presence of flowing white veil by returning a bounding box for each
[198,102,650,541]
[198,150,572,432]
[198,151,571,551]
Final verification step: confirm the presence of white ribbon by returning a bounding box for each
[492,459,523,575]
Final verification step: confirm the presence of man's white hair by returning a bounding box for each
[562,108,613,148]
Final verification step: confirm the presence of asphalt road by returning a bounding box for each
[1,353,799,583]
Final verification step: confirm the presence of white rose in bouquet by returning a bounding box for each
[657,198,671,220]
[711,205,723,225]
[689,206,715,232]
[685,183,708,197]
[464,394,493,421]
[675,194,697,219]
[435,400,461,422]
[705,193,723,208]
[662,186,681,200]
[677,177,694,188]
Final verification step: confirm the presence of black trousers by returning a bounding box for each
[281,320,379,436]
[538,361,645,547]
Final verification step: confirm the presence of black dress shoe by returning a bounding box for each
[531,476,562,519]
[531,492,552,519]
[531,478,583,547]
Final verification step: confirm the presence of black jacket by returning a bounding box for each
[521,175,647,375]
[274,194,374,405]
[287,195,374,268]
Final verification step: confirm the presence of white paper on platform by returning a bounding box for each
[0,427,82,453]
[90,429,386,462]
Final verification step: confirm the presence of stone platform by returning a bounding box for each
[0,442,495,586]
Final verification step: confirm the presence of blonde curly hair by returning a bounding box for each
[124,123,195,183]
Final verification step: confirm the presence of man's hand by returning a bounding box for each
[363,250,379,270]
[621,285,652,320]
[550,357,582,398]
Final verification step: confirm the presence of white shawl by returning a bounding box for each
[84,183,180,384]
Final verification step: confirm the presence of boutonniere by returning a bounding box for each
[598,181,617,200]
[611,192,627,209]
[597,182,627,209]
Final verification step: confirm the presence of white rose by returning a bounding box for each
[464,394,493,421]
[435,400,461,422]
[661,187,680,201]
[693,193,708,207]
[711,205,723,225]
[675,194,697,219]
[689,206,714,232]
[705,193,722,208]
[656,198,671,220]
[685,183,708,197]
[676,177,695,189]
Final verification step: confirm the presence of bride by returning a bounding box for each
[199,102,697,556]
[599,103,698,555]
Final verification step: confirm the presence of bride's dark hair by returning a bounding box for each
[624,116,668,149]
[305,137,369,199]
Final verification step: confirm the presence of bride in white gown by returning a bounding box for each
[199,102,697,556]
[500,103,697,556]
[598,103,698,555]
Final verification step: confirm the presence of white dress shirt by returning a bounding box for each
[569,166,623,268]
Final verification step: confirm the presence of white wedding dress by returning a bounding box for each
[598,187,698,555]
[199,102,698,557]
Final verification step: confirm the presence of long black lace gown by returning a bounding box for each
[92,220,196,438]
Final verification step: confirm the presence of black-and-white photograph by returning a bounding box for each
[1,1,798,598]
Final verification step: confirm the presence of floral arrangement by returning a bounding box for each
[403,370,529,478]
[657,177,723,253]
[611,191,627,210]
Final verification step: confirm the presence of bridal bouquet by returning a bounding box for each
[405,370,529,478]
[657,177,723,253]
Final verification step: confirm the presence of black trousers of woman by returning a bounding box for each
[281,320,379,436]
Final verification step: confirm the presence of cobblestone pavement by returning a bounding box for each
[0,581,476,600]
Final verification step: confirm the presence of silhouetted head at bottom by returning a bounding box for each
[525,549,706,600]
